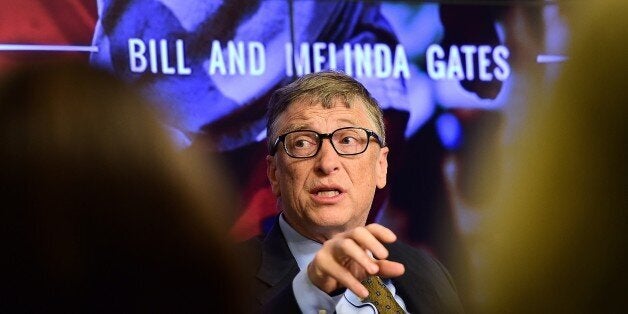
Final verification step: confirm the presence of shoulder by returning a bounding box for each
[237,234,264,252]
[235,234,265,271]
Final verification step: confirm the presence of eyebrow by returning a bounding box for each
[281,118,360,134]
[282,124,308,134]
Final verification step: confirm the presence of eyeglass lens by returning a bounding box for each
[283,128,370,157]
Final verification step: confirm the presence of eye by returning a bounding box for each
[338,135,358,145]
[289,134,317,150]
[334,128,363,146]
[294,138,313,148]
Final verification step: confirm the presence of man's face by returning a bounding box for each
[267,98,389,242]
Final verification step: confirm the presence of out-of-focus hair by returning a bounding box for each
[266,70,386,151]
[477,1,627,313]
[0,63,244,313]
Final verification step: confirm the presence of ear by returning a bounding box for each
[266,155,281,197]
[375,146,389,189]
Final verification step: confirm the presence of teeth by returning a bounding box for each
[317,190,339,197]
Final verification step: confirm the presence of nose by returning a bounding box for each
[315,138,340,174]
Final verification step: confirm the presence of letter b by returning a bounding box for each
[128,38,147,73]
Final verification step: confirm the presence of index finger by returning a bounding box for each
[346,224,397,260]
[365,224,397,244]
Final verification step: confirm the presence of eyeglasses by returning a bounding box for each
[270,127,384,158]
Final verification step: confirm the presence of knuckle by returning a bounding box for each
[339,238,354,251]
[352,226,368,238]
[314,248,332,264]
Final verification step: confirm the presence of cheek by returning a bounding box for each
[278,163,307,195]
[350,160,378,184]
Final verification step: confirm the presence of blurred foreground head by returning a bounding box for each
[478,1,627,313]
[0,64,244,313]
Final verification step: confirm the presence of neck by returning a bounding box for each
[280,212,359,244]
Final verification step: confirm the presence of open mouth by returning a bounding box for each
[315,189,340,197]
[310,185,345,201]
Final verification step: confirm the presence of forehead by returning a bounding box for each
[275,98,373,133]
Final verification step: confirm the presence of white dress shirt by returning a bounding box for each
[278,214,409,313]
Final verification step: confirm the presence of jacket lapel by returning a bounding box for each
[256,219,300,304]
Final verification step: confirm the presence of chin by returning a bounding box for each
[311,213,358,231]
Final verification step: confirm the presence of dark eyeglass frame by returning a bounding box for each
[270,126,384,158]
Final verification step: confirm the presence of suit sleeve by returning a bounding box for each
[258,283,300,313]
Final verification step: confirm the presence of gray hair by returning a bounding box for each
[266,70,386,152]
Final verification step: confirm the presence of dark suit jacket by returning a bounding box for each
[239,219,464,313]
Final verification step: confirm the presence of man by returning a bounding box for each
[242,71,463,313]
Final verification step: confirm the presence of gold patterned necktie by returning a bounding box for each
[361,275,406,313]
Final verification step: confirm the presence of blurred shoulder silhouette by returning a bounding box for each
[0,63,245,313]
[477,0,627,313]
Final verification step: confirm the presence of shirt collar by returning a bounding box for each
[278,213,322,270]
